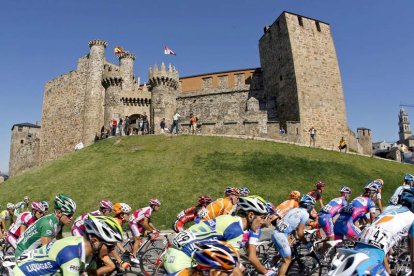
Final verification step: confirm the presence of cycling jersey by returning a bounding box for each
[164,215,244,273]
[71,210,102,236]
[201,197,234,221]
[129,206,154,237]
[275,199,298,218]
[14,236,87,275]
[15,214,62,258]
[241,229,262,248]
[318,196,348,237]
[173,205,204,233]
[0,210,12,225]
[386,184,410,207]
[7,212,36,249]
[308,189,323,201]
[357,205,414,254]
[14,202,29,217]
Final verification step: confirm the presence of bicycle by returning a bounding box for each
[138,233,171,276]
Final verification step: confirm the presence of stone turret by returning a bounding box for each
[102,70,123,125]
[83,39,107,145]
[398,107,412,144]
[119,51,136,92]
[357,128,372,155]
[149,63,179,134]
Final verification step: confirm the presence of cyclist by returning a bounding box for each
[169,240,240,276]
[239,186,250,197]
[163,195,268,274]
[14,196,30,217]
[173,195,213,233]
[6,202,46,249]
[113,202,132,225]
[318,186,352,241]
[200,187,239,220]
[271,195,316,276]
[274,190,301,219]
[71,199,113,236]
[112,202,133,271]
[15,194,76,258]
[371,178,384,212]
[41,201,49,214]
[0,203,16,238]
[129,198,161,258]
[330,188,414,275]
[13,215,123,276]
[333,183,378,241]
[387,173,414,207]
[308,180,325,208]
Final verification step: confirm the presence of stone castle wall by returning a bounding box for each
[9,125,41,176]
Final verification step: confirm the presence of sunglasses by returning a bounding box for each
[63,213,74,219]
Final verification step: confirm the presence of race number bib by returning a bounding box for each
[358,226,389,252]
[321,204,332,213]
[276,220,289,233]
[177,211,185,219]
[197,208,208,219]
[173,231,196,249]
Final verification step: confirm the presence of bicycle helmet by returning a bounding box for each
[224,187,240,197]
[31,201,46,212]
[399,188,414,213]
[404,173,414,185]
[84,215,123,245]
[373,178,384,189]
[329,248,370,276]
[238,187,250,197]
[316,181,325,189]
[364,182,379,194]
[6,203,15,210]
[198,195,213,206]
[193,240,239,271]
[148,198,161,207]
[23,196,29,201]
[54,194,77,215]
[339,186,352,194]
[100,199,113,210]
[289,190,301,200]
[299,195,316,213]
[238,196,268,215]
[266,201,276,215]
[41,201,49,211]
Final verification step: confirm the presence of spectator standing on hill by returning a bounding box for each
[111,118,117,136]
[118,117,123,136]
[142,112,149,134]
[309,127,316,147]
[170,111,181,134]
[190,113,198,135]
[124,116,130,136]
[160,118,166,134]
[338,136,347,152]
[279,127,286,135]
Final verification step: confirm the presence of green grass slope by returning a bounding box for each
[1,135,413,229]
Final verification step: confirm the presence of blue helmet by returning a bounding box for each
[364,181,379,194]
[399,188,414,213]
[404,174,414,185]
[238,187,250,197]
[265,201,275,215]
[299,195,316,213]
[193,240,239,271]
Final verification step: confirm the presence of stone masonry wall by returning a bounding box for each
[9,126,41,176]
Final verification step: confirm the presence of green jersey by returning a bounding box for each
[15,214,61,258]
[14,236,87,276]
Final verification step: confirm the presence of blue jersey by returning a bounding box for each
[275,207,309,235]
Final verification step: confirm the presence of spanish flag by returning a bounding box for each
[164,46,176,56]
[114,46,124,55]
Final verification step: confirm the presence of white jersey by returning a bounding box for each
[357,205,414,254]
[386,184,410,207]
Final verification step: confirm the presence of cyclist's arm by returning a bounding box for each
[116,241,126,254]
[41,236,53,245]
[247,244,267,274]
[376,199,383,213]
[1,218,6,232]
[368,211,376,224]
[96,254,116,275]
[141,217,156,232]
[318,198,324,208]
[297,223,307,242]
[19,224,27,234]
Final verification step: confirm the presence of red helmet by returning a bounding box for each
[198,195,213,206]
[224,187,240,197]
[31,201,46,212]
[316,181,325,189]
[100,199,113,210]
[149,198,161,207]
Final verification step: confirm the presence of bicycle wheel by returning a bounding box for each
[139,247,164,276]
[287,254,321,276]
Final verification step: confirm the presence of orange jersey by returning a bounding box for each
[201,197,234,221]
[275,199,298,218]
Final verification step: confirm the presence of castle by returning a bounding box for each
[9,11,373,177]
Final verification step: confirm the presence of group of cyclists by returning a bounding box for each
[0,173,413,275]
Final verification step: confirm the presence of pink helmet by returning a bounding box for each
[316,181,325,189]
[31,201,46,212]
[100,199,113,210]
[149,198,161,207]
[198,195,213,206]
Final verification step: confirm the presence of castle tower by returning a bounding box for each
[398,107,412,144]
[9,123,41,177]
[357,128,372,155]
[259,12,348,148]
[119,52,136,92]
[102,70,123,124]
[83,40,107,145]
[149,63,179,134]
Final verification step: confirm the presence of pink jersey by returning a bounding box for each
[129,206,153,224]
[319,196,348,217]
[72,210,102,232]
[8,212,35,238]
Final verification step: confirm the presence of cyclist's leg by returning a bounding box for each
[345,221,361,241]
[272,231,291,275]
[319,214,335,241]
[129,221,142,257]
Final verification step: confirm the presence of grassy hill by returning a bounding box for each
[1,135,413,229]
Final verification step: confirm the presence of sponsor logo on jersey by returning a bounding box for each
[21,229,38,244]
[69,265,80,272]
[26,261,54,272]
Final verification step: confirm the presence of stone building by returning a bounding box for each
[9,11,372,177]
[398,107,414,147]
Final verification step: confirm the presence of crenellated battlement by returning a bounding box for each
[119,51,136,61]
[149,62,179,89]
[102,71,122,88]
[88,39,108,48]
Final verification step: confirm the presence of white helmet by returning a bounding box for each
[6,203,15,210]
[238,196,268,215]
[120,203,132,214]
[84,215,123,245]
[328,248,370,276]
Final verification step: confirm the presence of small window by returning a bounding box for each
[20,140,24,144]
[18,126,23,132]
[280,75,283,81]
[298,16,303,27]
[28,133,32,138]
[276,21,280,33]
[316,21,321,32]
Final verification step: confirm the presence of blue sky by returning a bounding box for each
[1,1,413,174]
